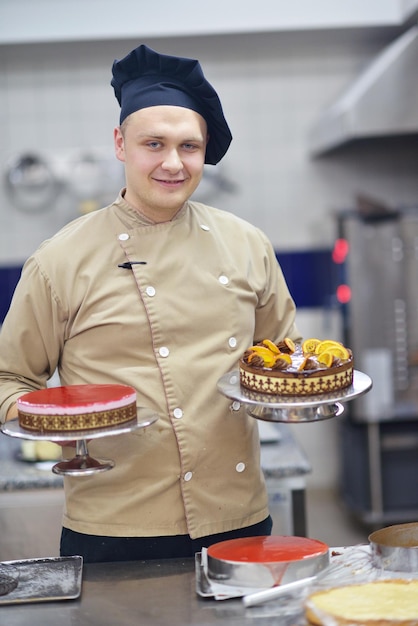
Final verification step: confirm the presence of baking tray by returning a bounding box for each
[0,556,82,604]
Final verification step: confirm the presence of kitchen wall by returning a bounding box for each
[2,0,417,44]
[1,27,418,488]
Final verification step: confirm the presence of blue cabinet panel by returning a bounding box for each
[0,250,335,325]
[275,249,336,309]
[0,266,22,324]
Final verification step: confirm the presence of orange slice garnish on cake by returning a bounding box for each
[262,339,280,354]
[275,353,292,365]
[317,351,335,367]
[247,352,264,364]
[248,345,278,367]
[302,338,321,354]
[248,345,272,355]
[298,356,314,371]
[314,340,344,355]
[283,337,296,353]
[320,344,350,360]
[276,337,296,354]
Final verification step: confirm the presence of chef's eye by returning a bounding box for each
[147,141,162,149]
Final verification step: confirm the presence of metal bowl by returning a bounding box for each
[4,153,58,212]
[369,522,418,572]
[206,535,329,588]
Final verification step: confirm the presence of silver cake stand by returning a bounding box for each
[1,407,158,476]
[217,370,372,423]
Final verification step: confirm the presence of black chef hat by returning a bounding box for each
[111,44,232,165]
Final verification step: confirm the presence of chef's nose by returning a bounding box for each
[162,149,182,172]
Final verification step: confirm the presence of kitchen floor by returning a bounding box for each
[304,487,370,547]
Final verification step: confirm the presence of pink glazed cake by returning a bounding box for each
[17,384,137,433]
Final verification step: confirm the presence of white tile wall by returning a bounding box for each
[1,32,418,263]
[1,31,417,487]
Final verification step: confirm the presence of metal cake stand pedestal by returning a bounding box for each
[1,407,158,476]
[217,370,372,423]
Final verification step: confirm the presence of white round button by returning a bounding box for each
[228,337,237,348]
[219,275,229,285]
[118,233,129,241]
[231,401,241,411]
[200,224,210,231]
[184,471,193,481]
[159,347,170,357]
[145,286,156,297]
[236,462,246,473]
[173,408,183,419]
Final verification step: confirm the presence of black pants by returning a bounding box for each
[60,516,273,563]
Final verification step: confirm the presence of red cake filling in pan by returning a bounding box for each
[207,535,329,563]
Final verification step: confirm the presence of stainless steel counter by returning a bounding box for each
[0,435,63,490]
[0,557,306,626]
[0,423,310,490]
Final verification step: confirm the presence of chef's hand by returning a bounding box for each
[6,403,18,422]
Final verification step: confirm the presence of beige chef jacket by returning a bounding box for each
[0,192,301,538]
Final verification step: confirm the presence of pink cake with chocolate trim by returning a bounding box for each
[17,384,137,433]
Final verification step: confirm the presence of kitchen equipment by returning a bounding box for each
[369,522,418,572]
[196,544,380,607]
[339,206,418,422]
[4,152,58,212]
[206,535,329,588]
[309,25,418,155]
[338,206,418,525]
[1,407,158,476]
[0,564,19,596]
[217,370,372,423]
[69,152,104,199]
[242,575,316,607]
[0,557,82,604]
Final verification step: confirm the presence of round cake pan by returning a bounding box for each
[369,522,418,572]
[206,535,329,588]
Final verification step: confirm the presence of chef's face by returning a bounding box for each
[114,105,208,222]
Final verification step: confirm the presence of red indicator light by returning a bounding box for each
[332,238,349,264]
[336,284,351,304]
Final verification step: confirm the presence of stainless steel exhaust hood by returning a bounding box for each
[309,26,418,156]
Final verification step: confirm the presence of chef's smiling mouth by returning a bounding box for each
[154,178,185,185]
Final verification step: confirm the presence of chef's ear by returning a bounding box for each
[114,126,126,163]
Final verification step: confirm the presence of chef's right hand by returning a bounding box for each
[6,403,18,422]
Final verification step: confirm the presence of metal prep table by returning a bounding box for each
[0,557,306,626]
